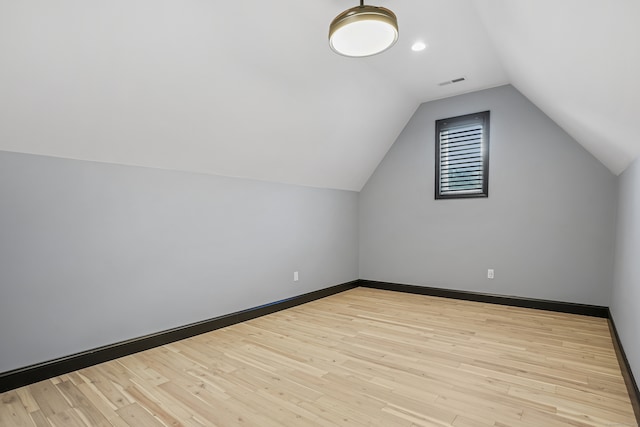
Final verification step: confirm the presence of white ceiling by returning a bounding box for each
[474,0,640,176]
[0,1,637,191]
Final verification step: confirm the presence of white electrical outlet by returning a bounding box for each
[487,269,494,279]
[294,271,299,282]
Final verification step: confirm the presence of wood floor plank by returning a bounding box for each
[55,380,112,427]
[14,388,40,414]
[0,287,637,426]
[124,384,185,427]
[0,391,37,427]
[27,381,71,419]
[116,403,165,427]
[27,411,51,427]
[76,368,132,410]
[47,409,88,427]
[127,375,208,427]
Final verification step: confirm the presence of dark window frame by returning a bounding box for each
[435,111,490,200]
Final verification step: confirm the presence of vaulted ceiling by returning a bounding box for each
[1,1,638,191]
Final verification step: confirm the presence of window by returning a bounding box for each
[435,111,490,199]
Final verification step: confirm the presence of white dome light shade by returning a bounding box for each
[329,6,398,57]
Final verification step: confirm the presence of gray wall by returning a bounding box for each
[611,156,640,381]
[0,151,358,373]
[359,85,617,305]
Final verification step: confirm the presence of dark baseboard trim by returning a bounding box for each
[608,309,640,423]
[0,280,358,394]
[358,280,609,317]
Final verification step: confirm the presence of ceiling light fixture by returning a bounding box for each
[329,0,399,58]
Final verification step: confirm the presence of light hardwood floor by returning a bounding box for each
[0,287,637,426]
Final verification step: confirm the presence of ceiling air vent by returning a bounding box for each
[438,77,466,86]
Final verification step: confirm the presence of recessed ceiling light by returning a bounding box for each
[411,41,427,52]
